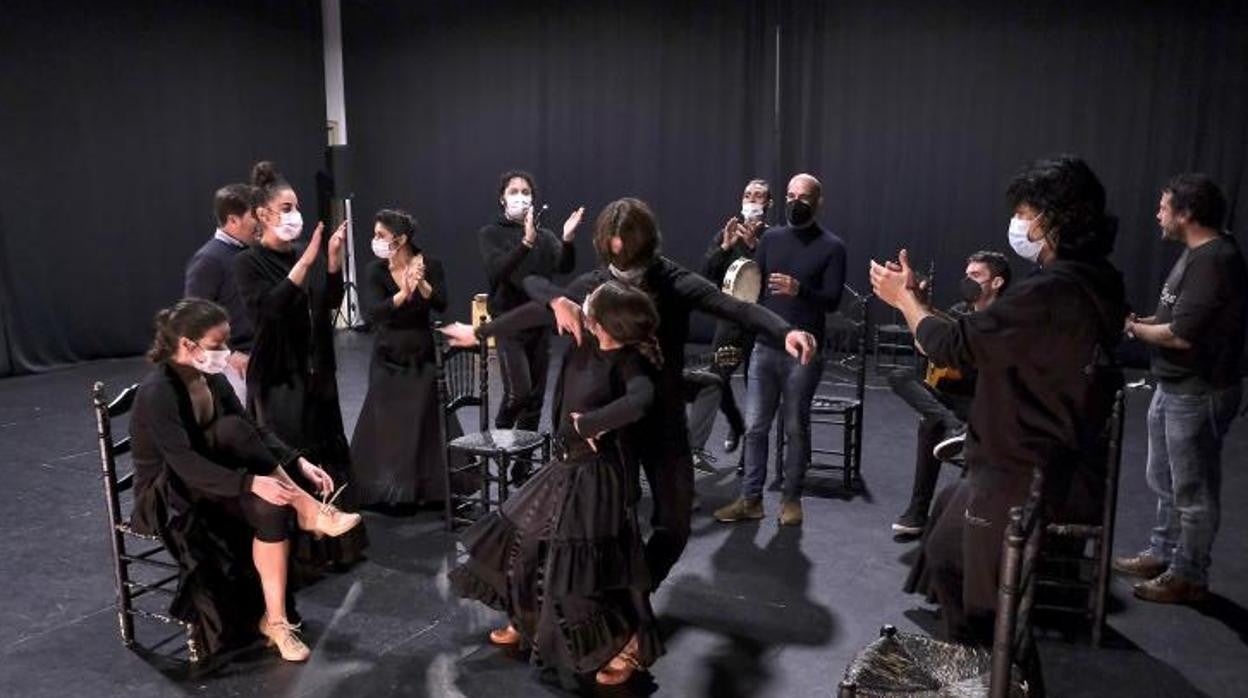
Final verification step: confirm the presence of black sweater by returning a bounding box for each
[477,217,575,316]
[362,255,448,366]
[916,258,1127,475]
[754,223,847,348]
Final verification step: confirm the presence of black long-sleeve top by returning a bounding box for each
[233,242,344,386]
[477,257,793,438]
[477,217,575,316]
[915,258,1127,475]
[701,227,763,351]
[130,363,299,503]
[362,254,447,366]
[754,223,847,348]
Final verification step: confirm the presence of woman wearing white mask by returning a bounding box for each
[349,209,455,509]
[129,299,361,663]
[477,170,584,432]
[234,160,368,568]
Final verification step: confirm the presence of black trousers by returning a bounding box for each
[204,415,292,543]
[888,368,971,514]
[495,328,551,431]
[639,438,694,588]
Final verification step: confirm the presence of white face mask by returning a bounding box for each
[504,194,531,221]
[741,201,765,221]
[371,237,396,259]
[1008,215,1044,262]
[609,264,645,283]
[192,344,231,375]
[274,210,304,241]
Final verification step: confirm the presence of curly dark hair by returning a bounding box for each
[497,170,537,205]
[1163,173,1226,230]
[1006,155,1117,260]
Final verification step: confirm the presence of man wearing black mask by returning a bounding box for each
[714,173,847,527]
[887,251,1011,537]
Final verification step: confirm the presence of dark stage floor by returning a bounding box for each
[2,331,1246,697]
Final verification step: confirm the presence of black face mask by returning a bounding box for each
[786,199,814,228]
[960,276,985,303]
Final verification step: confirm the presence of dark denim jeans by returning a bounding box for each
[740,342,824,501]
[1145,382,1243,585]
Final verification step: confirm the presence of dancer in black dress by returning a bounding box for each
[233,160,368,566]
[442,281,664,686]
[350,209,451,508]
[129,299,361,662]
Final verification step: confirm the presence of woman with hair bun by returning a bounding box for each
[128,298,361,662]
[441,280,665,687]
[348,209,451,508]
[233,160,368,567]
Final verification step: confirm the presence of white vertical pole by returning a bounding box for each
[323,0,361,327]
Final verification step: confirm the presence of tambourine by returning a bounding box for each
[721,257,762,302]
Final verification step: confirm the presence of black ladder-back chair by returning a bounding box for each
[1035,388,1126,647]
[93,381,200,663]
[838,469,1047,698]
[776,286,870,490]
[873,261,934,375]
[437,332,550,530]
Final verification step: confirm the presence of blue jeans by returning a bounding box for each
[1145,382,1243,585]
[741,342,824,501]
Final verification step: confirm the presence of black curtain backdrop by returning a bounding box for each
[341,0,776,338]
[343,0,1247,344]
[0,0,326,376]
[779,0,1248,314]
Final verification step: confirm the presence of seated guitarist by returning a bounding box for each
[889,250,1011,537]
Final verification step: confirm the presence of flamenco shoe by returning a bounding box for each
[310,485,361,538]
[259,617,310,662]
[488,624,522,646]
[595,635,644,686]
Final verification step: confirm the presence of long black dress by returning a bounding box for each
[233,241,368,565]
[129,363,301,658]
[350,254,451,507]
[449,338,663,675]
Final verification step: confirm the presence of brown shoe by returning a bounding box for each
[595,634,645,686]
[713,497,764,523]
[778,500,803,526]
[1133,571,1207,605]
[488,624,521,646]
[1113,553,1168,579]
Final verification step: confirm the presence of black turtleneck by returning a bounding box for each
[477,216,575,316]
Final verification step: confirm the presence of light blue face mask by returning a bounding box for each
[1008,214,1044,262]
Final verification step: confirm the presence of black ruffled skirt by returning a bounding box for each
[449,448,662,674]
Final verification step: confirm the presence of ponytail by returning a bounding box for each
[146,299,230,363]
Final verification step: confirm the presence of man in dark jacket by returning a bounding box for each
[476,170,583,431]
[873,155,1127,643]
[184,183,261,400]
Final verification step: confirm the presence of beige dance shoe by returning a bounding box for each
[310,484,362,538]
[259,617,310,662]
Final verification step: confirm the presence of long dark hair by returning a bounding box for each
[146,298,229,363]
[585,280,662,368]
[592,197,661,270]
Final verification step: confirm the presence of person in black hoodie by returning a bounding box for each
[477,170,584,431]
[871,155,1127,643]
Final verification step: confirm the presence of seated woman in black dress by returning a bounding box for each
[349,209,450,508]
[129,299,362,662]
[441,281,664,687]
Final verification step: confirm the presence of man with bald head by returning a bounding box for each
[715,173,847,526]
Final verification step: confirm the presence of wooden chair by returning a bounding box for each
[93,381,200,663]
